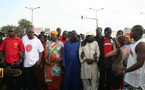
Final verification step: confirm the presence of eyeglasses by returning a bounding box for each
[29,31,34,33]
[8,31,14,32]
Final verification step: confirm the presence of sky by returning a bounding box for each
[0,0,145,34]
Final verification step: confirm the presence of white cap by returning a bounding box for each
[86,32,93,36]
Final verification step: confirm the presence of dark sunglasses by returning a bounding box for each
[8,31,14,32]
[29,31,34,33]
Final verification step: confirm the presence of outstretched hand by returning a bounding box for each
[4,63,22,77]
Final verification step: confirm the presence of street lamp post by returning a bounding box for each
[81,16,97,20]
[25,6,40,25]
[89,8,104,28]
[81,8,103,29]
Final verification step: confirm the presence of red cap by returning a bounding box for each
[124,33,130,37]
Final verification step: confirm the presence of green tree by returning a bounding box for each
[17,18,33,35]
[0,25,16,35]
[18,18,33,30]
[0,19,33,37]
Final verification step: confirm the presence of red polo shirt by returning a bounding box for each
[104,37,112,57]
[57,37,69,45]
[0,36,25,63]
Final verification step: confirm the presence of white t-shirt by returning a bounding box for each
[22,35,28,41]
[22,36,44,67]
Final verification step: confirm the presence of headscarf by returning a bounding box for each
[50,30,58,35]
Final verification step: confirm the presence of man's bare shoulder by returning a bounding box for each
[135,42,145,53]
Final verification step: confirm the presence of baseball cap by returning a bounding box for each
[124,33,130,37]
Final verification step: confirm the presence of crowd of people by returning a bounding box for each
[0,25,145,90]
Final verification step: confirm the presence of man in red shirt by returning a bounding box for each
[57,31,69,45]
[0,27,25,90]
[98,27,115,90]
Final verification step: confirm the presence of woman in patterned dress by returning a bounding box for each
[44,30,64,90]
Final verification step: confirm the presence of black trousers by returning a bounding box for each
[98,66,111,90]
[6,63,23,90]
[23,65,41,90]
